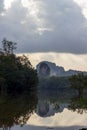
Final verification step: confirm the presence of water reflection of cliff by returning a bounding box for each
[0,88,87,129]
[0,92,38,129]
[36,101,68,117]
[36,90,69,117]
[36,90,87,117]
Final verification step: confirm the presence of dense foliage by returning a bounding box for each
[0,39,38,94]
[69,97,87,114]
[69,73,87,98]
[39,73,87,98]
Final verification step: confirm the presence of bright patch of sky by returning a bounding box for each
[74,0,87,19]
[4,0,15,10]
[3,0,51,35]
[21,0,52,35]
[17,52,87,71]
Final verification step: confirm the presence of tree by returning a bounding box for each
[0,39,38,94]
[2,38,17,55]
[69,73,87,98]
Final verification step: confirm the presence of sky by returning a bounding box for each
[0,0,87,71]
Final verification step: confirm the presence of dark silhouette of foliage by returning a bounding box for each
[2,38,17,55]
[0,38,38,94]
[69,73,87,98]
[69,97,87,114]
[0,92,38,129]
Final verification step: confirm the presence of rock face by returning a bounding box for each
[37,62,50,77]
[36,61,85,77]
[36,101,68,117]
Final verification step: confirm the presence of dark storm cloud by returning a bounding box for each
[0,0,87,54]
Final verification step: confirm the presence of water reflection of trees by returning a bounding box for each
[69,97,87,114]
[69,73,87,114]
[38,88,87,117]
[0,92,38,129]
[69,73,87,98]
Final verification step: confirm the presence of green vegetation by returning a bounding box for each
[39,73,87,99]
[69,73,87,98]
[0,38,38,94]
[69,97,87,114]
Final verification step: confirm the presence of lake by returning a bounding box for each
[0,89,87,130]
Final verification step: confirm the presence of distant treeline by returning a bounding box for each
[39,73,87,98]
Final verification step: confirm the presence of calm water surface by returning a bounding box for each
[0,90,87,130]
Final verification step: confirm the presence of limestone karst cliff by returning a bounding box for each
[36,61,86,77]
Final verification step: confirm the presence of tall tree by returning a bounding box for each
[0,38,38,94]
[2,38,17,55]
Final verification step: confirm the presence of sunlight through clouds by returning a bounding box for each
[3,0,52,35]
[17,53,87,71]
[0,0,87,55]
[21,0,51,35]
[73,0,87,19]
[4,0,15,10]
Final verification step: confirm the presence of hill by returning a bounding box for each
[36,61,87,77]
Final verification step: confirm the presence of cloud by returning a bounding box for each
[0,0,4,13]
[18,52,87,71]
[74,0,87,19]
[0,0,87,54]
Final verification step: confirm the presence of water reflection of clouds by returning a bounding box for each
[27,109,87,127]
